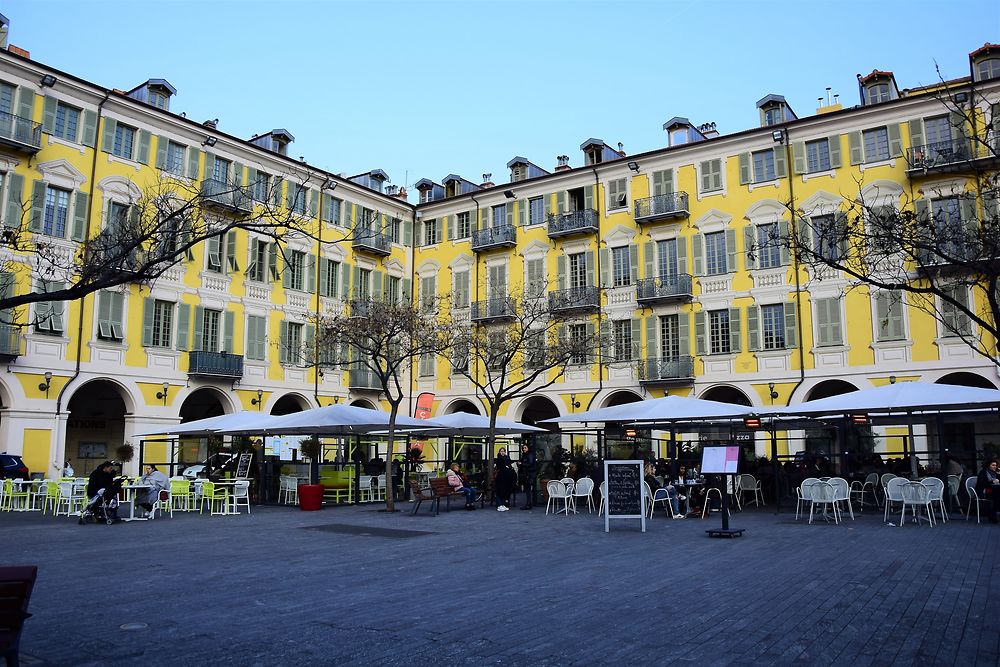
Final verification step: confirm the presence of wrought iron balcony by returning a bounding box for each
[471,224,516,252]
[187,351,244,378]
[349,368,382,391]
[0,325,22,360]
[200,178,252,215]
[348,299,372,319]
[0,111,42,153]
[639,356,694,384]
[635,274,693,304]
[546,209,599,238]
[470,297,517,322]
[634,192,689,223]
[352,229,392,256]
[548,286,600,314]
[905,138,974,174]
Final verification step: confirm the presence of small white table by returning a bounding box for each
[120,484,152,521]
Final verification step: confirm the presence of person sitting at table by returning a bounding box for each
[447,463,478,510]
[137,464,169,517]
[976,458,1000,524]
[663,468,686,519]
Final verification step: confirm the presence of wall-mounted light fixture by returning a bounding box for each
[503,189,516,199]
[38,371,52,397]
[156,381,170,405]
[627,160,640,173]
[332,396,341,406]
[251,388,264,410]
[39,74,57,88]
[569,393,581,411]
[202,136,217,147]
[771,129,785,143]
[322,178,337,191]
[889,375,897,384]
[768,382,779,404]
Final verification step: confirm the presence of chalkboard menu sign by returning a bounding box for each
[236,453,253,479]
[604,460,646,533]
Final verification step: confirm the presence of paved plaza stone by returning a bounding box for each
[2,501,999,666]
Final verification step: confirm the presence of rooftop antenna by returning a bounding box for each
[826,87,832,105]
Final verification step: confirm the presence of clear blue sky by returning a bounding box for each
[4,0,998,199]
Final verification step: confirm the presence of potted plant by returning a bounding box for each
[297,436,324,511]
[115,442,134,471]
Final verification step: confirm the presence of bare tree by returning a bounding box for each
[753,81,1000,365]
[314,295,452,512]
[448,284,605,489]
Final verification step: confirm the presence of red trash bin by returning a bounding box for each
[298,484,323,511]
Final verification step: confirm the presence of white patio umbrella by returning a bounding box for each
[414,412,548,437]
[136,411,279,437]
[217,404,445,436]
[543,395,756,426]
[760,381,1000,418]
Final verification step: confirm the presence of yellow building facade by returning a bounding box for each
[0,38,998,476]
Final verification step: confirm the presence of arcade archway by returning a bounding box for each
[66,379,131,476]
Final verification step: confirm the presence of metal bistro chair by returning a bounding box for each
[920,477,947,523]
[879,473,896,506]
[795,478,820,521]
[965,477,986,524]
[947,475,964,517]
[737,474,764,508]
[829,477,855,520]
[701,483,732,519]
[900,482,935,527]
[572,477,595,514]
[546,480,574,516]
[358,475,374,503]
[808,481,840,525]
[229,481,251,515]
[883,477,908,523]
[850,473,880,510]
[598,481,607,516]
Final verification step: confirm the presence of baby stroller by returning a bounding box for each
[78,482,122,525]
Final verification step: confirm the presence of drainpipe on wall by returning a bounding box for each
[53,91,110,474]
[585,167,604,411]
[469,193,483,409]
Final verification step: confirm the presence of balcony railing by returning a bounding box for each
[471,224,516,251]
[200,178,252,214]
[352,228,392,256]
[634,192,689,223]
[349,368,382,390]
[635,274,693,304]
[547,209,599,238]
[0,325,22,359]
[187,351,244,378]
[470,297,517,322]
[548,286,600,314]
[348,299,372,318]
[0,110,42,153]
[905,138,973,173]
[639,356,694,384]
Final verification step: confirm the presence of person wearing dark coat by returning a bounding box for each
[976,459,1000,523]
[518,443,537,510]
[87,461,117,501]
[494,448,517,511]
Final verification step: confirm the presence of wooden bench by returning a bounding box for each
[0,565,37,667]
[409,478,465,516]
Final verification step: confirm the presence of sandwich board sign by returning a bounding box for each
[604,460,646,533]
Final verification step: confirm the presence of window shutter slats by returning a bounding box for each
[175,303,190,351]
[738,152,751,185]
[887,123,903,157]
[828,135,842,168]
[792,142,806,174]
[728,307,741,353]
[848,132,863,165]
[746,305,759,351]
[783,300,797,348]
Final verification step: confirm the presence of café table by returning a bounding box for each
[119,484,152,521]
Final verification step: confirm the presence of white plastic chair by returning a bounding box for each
[358,475,373,502]
[737,474,763,508]
[701,484,732,519]
[900,482,934,526]
[572,477,595,514]
[152,487,172,519]
[545,480,573,516]
[828,477,854,520]
[795,478,820,520]
[947,475,964,517]
[598,481,607,516]
[229,481,251,514]
[648,486,671,518]
[55,481,75,516]
[879,473,896,505]
[808,481,840,525]
[920,477,947,523]
[374,474,386,501]
[965,477,984,523]
[883,477,907,522]
[850,473,880,509]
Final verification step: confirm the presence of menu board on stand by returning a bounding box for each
[604,460,645,533]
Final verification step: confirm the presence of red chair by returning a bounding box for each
[0,565,38,667]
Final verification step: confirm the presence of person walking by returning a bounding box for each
[518,443,537,510]
[494,447,517,512]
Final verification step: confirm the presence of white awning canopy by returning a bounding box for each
[543,395,756,425]
[413,412,548,437]
[760,381,1000,418]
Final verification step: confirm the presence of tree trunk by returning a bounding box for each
[384,403,398,512]
[484,406,499,502]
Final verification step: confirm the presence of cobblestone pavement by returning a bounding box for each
[2,499,999,666]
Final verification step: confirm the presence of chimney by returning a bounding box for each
[203,118,218,129]
[480,173,494,188]
[394,186,408,200]
[617,142,626,157]
[386,185,398,196]
[554,155,571,172]
[699,122,719,139]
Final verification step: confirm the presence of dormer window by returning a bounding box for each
[763,107,783,126]
[977,57,1000,81]
[148,90,168,110]
[670,128,688,146]
[585,148,602,165]
[511,165,526,182]
[445,181,460,198]
[868,83,891,104]
[419,188,432,203]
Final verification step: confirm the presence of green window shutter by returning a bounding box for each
[695,311,706,355]
[155,135,169,169]
[584,185,595,210]
[774,146,787,178]
[225,231,238,272]
[267,243,278,281]
[645,316,656,358]
[110,292,124,339]
[908,119,925,151]
[711,159,722,190]
[783,301,797,348]
[352,266,361,299]
[401,277,412,304]
[599,247,610,287]
[286,182,296,209]
[556,191,567,214]
[340,263,351,299]
[543,194,551,220]
[913,199,930,225]
[828,135,841,169]
[848,132,863,165]
[830,298,843,345]
[728,307,741,353]
[246,167,257,193]
[373,270,384,299]
[725,228,737,273]
[308,189,319,218]
[41,95,57,134]
[403,219,412,246]
[652,169,673,196]
[556,255,567,290]
[231,162,243,187]
[279,321,289,364]
[746,305,759,351]
[16,87,34,124]
[518,200,526,227]
[887,123,903,158]
[835,212,849,259]
[141,297,155,346]
[245,316,259,360]
[175,303,190,351]
[96,292,112,339]
[585,250,595,287]
[629,244,639,284]
[202,153,215,182]
[304,253,316,294]
[318,258,330,297]
[676,237,688,275]
[797,215,813,251]
[303,324,315,366]
[959,195,978,235]
[186,147,200,179]
[449,215,457,239]
[29,180,46,232]
[744,226,756,270]
[2,173,23,229]
[505,203,514,228]
[791,142,806,174]
[875,292,889,341]
[222,310,235,353]
[677,311,690,356]
[700,161,711,191]
[643,241,654,279]
[101,118,116,153]
[779,220,791,265]
[192,306,205,351]
[888,293,905,340]
[71,191,88,241]
[738,152,751,185]
[136,130,152,164]
[692,234,704,276]
[271,177,284,208]
[80,110,97,147]
[630,318,642,360]
[282,252,292,287]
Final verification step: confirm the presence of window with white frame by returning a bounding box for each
[164,140,186,176]
[151,299,173,348]
[286,250,305,291]
[43,186,70,238]
[492,203,506,228]
[867,83,891,104]
[358,268,371,299]
[283,322,303,364]
[201,308,221,352]
[760,303,786,350]
[387,276,401,305]
[756,222,781,269]
[456,212,471,239]
[862,127,890,162]
[423,218,438,246]
[657,239,678,279]
[212,157,230,183]
[613,319,632,362]
[320,258,339,297]
[253,172,271,202]
[708,309,731,354]
[53,102,81,142]
[608,178,627,210]
[612,246,631,287]
[659,314,679,359]
[977,58,1000,81]
[529,197,544,226]
[568,252,586,288]
[940,285,971,337]
[811,214,842,262]
[569,323,588,364]
[112,123,136,160]
[752,149,776,182]
[247,239,269,282]
[805,139,831,173]
[704,231,727,275]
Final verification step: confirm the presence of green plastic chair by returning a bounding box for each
[199,482,229,515]
[170,480,194,512]
[42,481,60,514]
